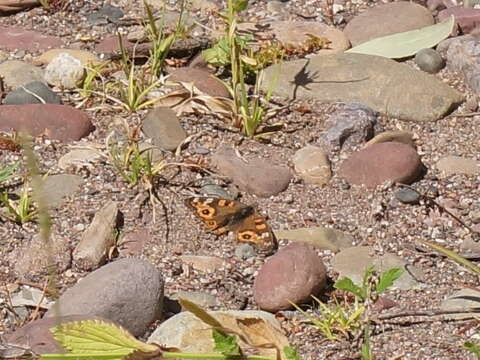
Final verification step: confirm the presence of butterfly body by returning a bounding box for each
[185,197,277,253]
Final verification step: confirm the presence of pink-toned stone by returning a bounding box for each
[438,7,480,34]
[168,68,230,98]
[0,27,63,51]
[338,142,424,188]
[95,35,151,56]
[4,315,114,354]
[344,2,434,46]
[118,228,150,257]
[0,104,94,142]
[253,242,327,312]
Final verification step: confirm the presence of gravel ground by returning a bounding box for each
[1,0,480,359]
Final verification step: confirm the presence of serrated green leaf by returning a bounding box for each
[50,320,156,355]
[376,267,403,294]
[283,346,300,360]
[212,329,241,356]
[347,15,454,59]
[334,277,365,300]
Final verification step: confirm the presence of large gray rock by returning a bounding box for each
[261,53,464,122]
[46,258,164,337]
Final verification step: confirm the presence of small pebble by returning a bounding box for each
[235,243,257,259]
[394,188,420,205]
[415,48,445,74]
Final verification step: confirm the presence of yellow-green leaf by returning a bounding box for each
[347,16,454,59]
[50,320,157,355]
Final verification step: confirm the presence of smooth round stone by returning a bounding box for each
[235,243,257,259]
[415,48,445,74]
[394,188,420,204]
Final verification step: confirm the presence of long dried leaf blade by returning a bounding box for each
[347,15,454,58]
[420,239,480,275]
[178,298,223,328]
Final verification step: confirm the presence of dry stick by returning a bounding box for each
[397,183,477,234]
[373,307,480,322]
[26,280,49,324]
[448,111,480,118]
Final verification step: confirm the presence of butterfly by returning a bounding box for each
[185,197,277,254]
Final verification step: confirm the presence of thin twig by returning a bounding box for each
[397,183,477,234]
[373,307,480,322]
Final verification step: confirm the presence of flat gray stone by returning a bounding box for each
[436,155,480,177]
[274,226,354,251]
[42,174,83,208]
[58,147,102,170]
[142,107,187,151]
[46,258,164,337]
[0,60,45,90]
[332,246,424,290]
[261,53,464,122]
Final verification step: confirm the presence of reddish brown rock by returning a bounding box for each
[338,142,424,188]
[438,7,480,34]
[0,104,94,142]
[253,242,327,312]
[168,68,230,98]
[95,35,151,56]
[0,27,63,51]
[4,315,114,354]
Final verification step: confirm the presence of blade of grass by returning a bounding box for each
[420,239,480,275]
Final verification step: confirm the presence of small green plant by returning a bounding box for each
[202,0,280,137]
[335,266,403,360]
[0,161,39,224]
[0,181,38,224]
[77,1,185,112]
[106,123,167,187]
[465,341,480,358]
[0,161,19,184]
[291,295,364,341]
[293,266,403,359]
